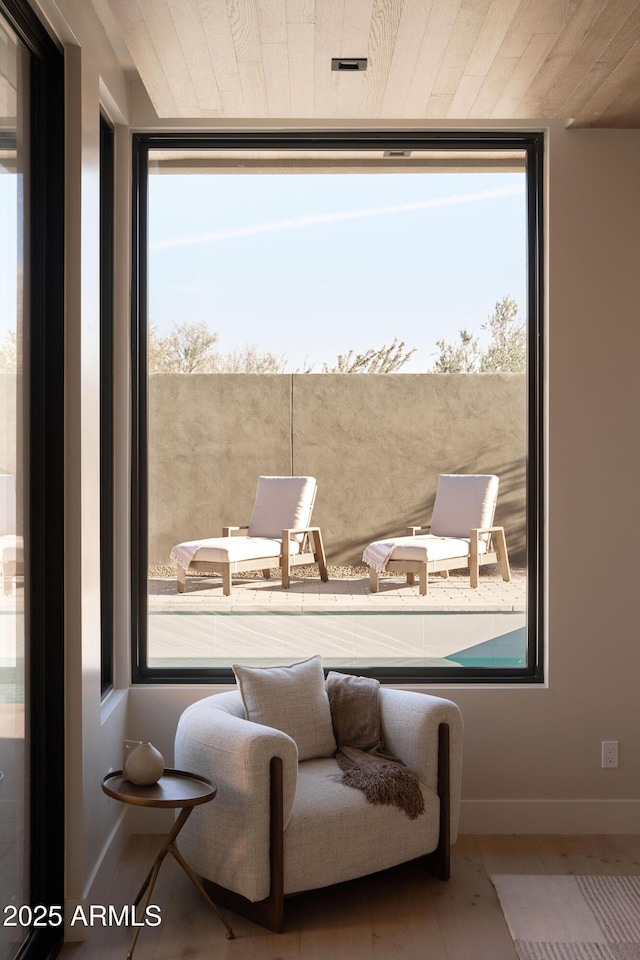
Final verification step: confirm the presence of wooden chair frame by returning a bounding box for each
[201,723,452,934]
[177,526,328,596]
[2,557,23,596]
[177,479,328,596]
[1,534,24,596]
[369,524,511,597]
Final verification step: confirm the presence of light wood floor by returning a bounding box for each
[58,834,640,960]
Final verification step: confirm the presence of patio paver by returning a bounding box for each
[148,568,526,614]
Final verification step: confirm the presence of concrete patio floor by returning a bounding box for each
[148,567,526,613]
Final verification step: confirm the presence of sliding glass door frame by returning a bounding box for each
[1,2,64,958]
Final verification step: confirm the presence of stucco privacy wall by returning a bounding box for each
[149,372,526,568]
[0,377,17,477]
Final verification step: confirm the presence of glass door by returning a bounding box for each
[1,2,64,957]
[0,15,29,957]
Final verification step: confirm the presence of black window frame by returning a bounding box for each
[131,130,544,686]
[1,0,65,958]
[100,111,115,698]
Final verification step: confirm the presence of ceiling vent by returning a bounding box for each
[331,58,367,71]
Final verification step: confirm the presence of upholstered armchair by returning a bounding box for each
[174,679,463,932]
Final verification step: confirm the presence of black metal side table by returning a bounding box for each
[102,768,235,958]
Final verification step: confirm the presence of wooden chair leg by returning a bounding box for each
[413,723,451,882]
[222,567,232,596]
[406,572,415,585]
[2,560,16,595]
[469,533,479,588]
[419,563,428,596]
[436,723,451,880]
[201,758,284,933]
[281,537,290,589]
[311,529,328,582]
[262,569,271,579]
[177,565,186,594]
[495,528,511,582]
[369,570,379,593]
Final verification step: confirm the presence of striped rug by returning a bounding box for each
[491,874,640,960]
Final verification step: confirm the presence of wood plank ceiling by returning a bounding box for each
[101,0,640,127]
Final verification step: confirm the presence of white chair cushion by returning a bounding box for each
[387,534,487,563]
[248,476,316,541]
[283,757,439,895]
[430,474,499,539]
[0,534,23,563]
[188,536,300,565]
[233,656,337,762]
[0,475,16,537]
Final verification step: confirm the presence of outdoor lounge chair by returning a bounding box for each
[171,475,328,596]
[363,474,511,596]
[0,474,23,596]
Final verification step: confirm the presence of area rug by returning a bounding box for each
[491,874,640,959]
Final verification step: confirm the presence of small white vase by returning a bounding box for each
[124,741,165,786]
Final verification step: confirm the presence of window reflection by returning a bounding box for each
[0,14,28,960]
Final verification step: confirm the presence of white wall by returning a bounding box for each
[33,0,132,937]
[128,122,640,837]
[456,126,640,833]
[27,0,640,916]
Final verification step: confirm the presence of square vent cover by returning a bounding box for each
[331,58,367,71]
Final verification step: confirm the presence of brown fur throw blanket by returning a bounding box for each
[325,671,425,820]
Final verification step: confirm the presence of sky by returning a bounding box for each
[0,174,18,341]
[149,171,527,373]
[1,169,527,373]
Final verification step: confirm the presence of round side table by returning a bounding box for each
[102,768,235,958]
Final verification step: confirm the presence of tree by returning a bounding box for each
[432,328,481,373]
[148,321,219,373]
[321,338,417,374]
[430,296,525,373]
[478,296,526,373]
[147,323,416,375]
[148,322,286,373]
[0,330,19,373]
[213,344,287,373]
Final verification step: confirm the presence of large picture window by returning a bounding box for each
[131,132,543,684]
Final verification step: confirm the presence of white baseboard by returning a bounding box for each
[63,900,87,943]
[460,799,640,834]
[65,804,175,942]
[64,808,128,942]
[64,806,175,942]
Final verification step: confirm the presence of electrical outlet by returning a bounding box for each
[601,741,619,768]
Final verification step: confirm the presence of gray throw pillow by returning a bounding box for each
[232,655,337,761]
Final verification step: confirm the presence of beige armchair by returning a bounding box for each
[170,475,328,596]
[363,473,511,596]
[174,687,462,932]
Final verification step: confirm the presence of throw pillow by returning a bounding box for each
[232,655,337,761]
